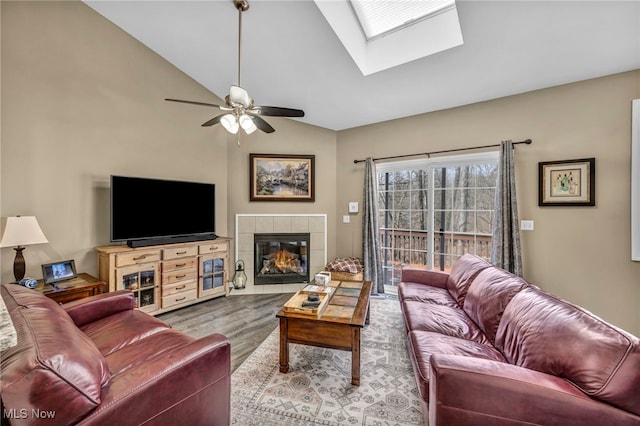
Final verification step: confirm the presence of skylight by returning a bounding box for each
[350,0,457,41]
[315,0,463,76]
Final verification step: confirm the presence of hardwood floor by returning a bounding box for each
[158,292,294,372]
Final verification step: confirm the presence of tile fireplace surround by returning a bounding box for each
[235,214,327,294]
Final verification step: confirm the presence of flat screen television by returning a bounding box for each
[111,175,216,247]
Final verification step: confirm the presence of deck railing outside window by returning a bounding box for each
[380,229,492,285]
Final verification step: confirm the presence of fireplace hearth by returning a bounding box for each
[254,233,310,285]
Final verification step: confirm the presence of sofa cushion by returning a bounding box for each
[407,330,506,402]
[105,328,195,375]
[1,284,111,425]
[495,287,640,417]
[462,267,528,344]
[402,300,490,345]
[445,254,492,306]
[398,282,458,307]
[80,309,171,356]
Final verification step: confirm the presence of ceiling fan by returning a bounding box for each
[165,0,304,135]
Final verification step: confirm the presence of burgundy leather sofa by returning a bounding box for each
[399,254,640,426]
[1,284,230,425]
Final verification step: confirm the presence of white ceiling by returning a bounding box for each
[85,0,640,131]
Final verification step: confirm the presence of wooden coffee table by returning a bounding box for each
[276,280,371,386]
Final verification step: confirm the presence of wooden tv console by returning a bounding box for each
[96,238,230,316]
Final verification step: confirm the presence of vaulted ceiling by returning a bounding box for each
[85,1,640,131]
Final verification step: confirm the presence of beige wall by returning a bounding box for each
[2,2,638,335]
[0,1,231,282]
[336,70,640,334]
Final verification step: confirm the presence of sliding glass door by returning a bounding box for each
[377,153,498,286]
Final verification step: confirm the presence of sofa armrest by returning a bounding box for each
[401,267,449,289]
[63,291,134,327]
[79,333,231,426]
[429,354,640,426]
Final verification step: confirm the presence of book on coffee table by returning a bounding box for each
[301,285,335,295]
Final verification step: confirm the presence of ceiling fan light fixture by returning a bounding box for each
[165,0,304,136]
[220,113,239,134]
[239,114,257,134]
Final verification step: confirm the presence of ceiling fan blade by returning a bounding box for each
[165,98,221,108]
[250,105,305,118]
[251,116,275,133]
[229,85,252,108]
[201,114,226,127]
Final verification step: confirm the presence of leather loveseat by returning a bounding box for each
[1,284,230,425]
[399,254,640,426]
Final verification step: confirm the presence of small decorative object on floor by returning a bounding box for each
[232,260,247,290]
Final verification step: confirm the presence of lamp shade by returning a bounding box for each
[0,216,49,248]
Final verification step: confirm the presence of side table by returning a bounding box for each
[34,273,107,304]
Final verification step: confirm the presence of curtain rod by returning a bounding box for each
[353,139,533,164]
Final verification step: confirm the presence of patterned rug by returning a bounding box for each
[231,298,424,425]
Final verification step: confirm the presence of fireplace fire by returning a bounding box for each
[254,233,310,284]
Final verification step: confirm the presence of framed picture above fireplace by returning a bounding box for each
[250,154,315,202]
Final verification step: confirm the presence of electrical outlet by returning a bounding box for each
[343,215,350,223]
[520,220,534,231]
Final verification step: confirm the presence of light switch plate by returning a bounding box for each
[520,220,534,231]
[348,202,359,213]
[343,215,350,223]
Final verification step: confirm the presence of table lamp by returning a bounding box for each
[0,216,49,282]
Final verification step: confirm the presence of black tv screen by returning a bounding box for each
[111,175,215,247]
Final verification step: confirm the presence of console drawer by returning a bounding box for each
[115,250,161,267]
[163,280,197,297]
[199,242,227,254]
[163,245,198,260]
[162,268,197,284]
[162,257,198,273]
[162,289,197,308]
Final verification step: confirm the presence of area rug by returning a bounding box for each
[231,298,424,425]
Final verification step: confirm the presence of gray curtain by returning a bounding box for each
[491,140,523,276]
[363,157,384,293]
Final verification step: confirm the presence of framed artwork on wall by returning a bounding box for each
[538,158,595,206]
[249,154,315,202]
[632,99,640,261]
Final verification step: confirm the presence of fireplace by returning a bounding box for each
[254,233,310,285]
